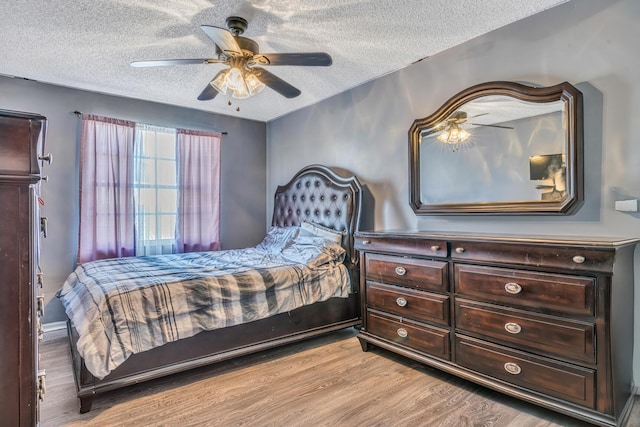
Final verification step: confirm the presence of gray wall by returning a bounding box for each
[267,0,640,384]
[0,76,267,322]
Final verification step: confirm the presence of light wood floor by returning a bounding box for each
[40,328,639,427]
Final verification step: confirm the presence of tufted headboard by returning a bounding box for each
[271,164,363,268]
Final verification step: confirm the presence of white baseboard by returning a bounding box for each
[43,321,67,332]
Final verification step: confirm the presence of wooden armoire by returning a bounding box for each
[0,109,49,426]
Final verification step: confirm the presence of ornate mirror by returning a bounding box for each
[409,81,583,214]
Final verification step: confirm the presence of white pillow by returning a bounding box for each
[255,226,300,254]
[281,234,346,268]
[301,221,344,245]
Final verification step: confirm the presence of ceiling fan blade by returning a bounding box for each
[131,59,223,67]
[197,84,219,101]
[252,67,301,98]
[201,25,242,56]
[469,123,515,129]
[197,71,226,100]
[252,53,332,66]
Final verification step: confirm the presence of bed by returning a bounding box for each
[58,164,363,413]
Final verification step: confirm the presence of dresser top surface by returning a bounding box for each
[355,229,640,248]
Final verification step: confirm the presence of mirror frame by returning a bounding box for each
[409,81,583,215]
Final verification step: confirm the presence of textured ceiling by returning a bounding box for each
[1,0,568,122]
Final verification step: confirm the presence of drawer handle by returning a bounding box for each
[397,327,408,338]
[396,297,408,307]
[504,362,522,375]
[572,255,585,264]
[361,240,371,245]
[37,319,44,342]
[504,282,522,295]
[39,153,53,165]
[395,266,407,276]
[430,245,440,252]
[504,322,522,334]
[40,217,48,238]
[455,247,465,254]
[37,370,46,401]
[37,294,45,317]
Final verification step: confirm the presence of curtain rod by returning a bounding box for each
[72,111,228,135]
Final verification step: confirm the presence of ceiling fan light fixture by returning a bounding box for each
[210,70,229,94]
[210,68,255,99]
[437,123,470,144]
[225,67,245,91]
[230,82,250,99]
[244,73,265,96]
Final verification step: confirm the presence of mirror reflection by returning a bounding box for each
[409,82,583,214]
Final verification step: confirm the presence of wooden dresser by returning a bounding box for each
[0,110,49,426]
[355,230,638,427]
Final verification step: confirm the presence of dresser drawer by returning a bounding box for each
[367,310,450,360]
[356,235,447,258]
[455,264,595,316]
[367,281,449,326]
[456,336,595,408]
[455,299,595,364]
[450,240,615,274]
[365,253,448,292]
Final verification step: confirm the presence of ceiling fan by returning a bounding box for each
[131,16,332,101]
[434,110,514,146]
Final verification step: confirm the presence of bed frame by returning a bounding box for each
[67,164,363,413]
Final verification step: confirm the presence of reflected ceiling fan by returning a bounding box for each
[435,111,514,145]
[131,16,332,101]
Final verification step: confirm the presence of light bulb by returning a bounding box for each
[437,130,450,143]
[231,83,250,99]
[225,68,245,91]
[449,127,460,142]
[244,73,265,96]
[210,70,229,94]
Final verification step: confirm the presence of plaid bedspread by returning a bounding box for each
[57,247,350,379]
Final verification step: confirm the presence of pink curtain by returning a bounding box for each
[77,114,136,263]
[175,129,221,253]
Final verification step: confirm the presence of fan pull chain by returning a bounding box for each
[227,99,240,112]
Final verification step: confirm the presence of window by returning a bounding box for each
[77,113,221,263]
[133,124,178,256]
